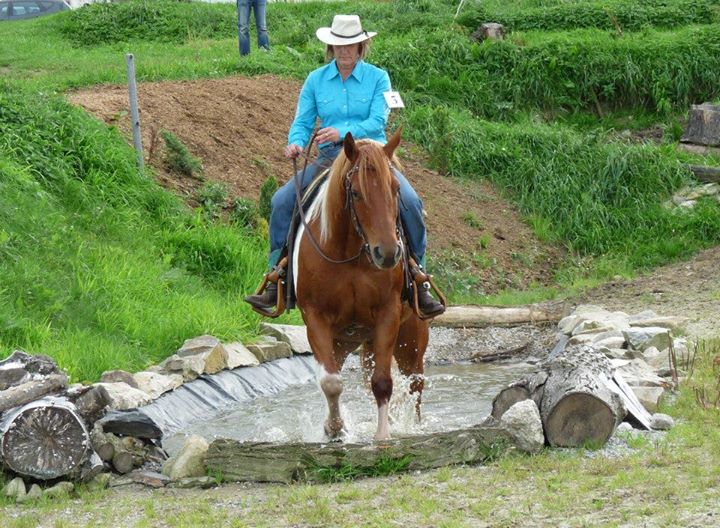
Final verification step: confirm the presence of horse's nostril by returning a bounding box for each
[372,246,383,262]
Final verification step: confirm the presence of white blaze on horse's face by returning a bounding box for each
[344,130,404,271]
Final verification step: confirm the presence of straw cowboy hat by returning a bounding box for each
[316,15,377,46]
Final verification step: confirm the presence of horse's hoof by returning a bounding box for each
[324,419,345,439]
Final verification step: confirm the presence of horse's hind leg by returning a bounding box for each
[394,316,429,423]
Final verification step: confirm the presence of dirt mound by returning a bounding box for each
[68,75,563,294]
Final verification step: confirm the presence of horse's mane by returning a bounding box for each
[312,140,399,243]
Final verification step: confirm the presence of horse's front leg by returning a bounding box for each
[304,310,344,438]
[371,309,402,441]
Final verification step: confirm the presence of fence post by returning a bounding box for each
[125,53,144,172]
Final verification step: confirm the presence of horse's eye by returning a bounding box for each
[351,190,361,200]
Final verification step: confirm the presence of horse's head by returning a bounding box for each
[319,129,403,269]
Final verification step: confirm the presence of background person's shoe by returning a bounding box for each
[244,282,278,312]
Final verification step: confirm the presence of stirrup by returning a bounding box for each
[407,258,447,320]
[411,277,447,320]
[247,258,287,318]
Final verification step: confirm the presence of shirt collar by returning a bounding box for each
[330,59,365,82]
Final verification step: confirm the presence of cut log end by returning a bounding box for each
[544,393,616,447]
[1,404,89,480]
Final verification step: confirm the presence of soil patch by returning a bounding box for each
[68,75,563,294]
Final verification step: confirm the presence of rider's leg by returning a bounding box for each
[246,147,340,312]
[394,168,445,317]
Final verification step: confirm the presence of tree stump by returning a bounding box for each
[492,344,626,447]
[0,397,93,480]
[681,103,720,147]
[471,23,505,43]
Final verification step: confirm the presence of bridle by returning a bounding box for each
[292,135,400,265]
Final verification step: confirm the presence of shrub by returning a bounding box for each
[161,129,204,179]
[258,176,278,221]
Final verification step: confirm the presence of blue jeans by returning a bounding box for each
[269,144,427,265]
[237,0,269,56]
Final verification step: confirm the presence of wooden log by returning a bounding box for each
[0,373,68,413]
[492,344,626,447]
[206,425,511,483]
[685,164,720,184]
[0,397,92,480]
[431,300,569,328]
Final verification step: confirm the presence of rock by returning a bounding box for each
[95,382,153,410]
[623,327,672,352]
[224,342,260,368]
[630,386,666,413]
[4,477,26,500]
[572,320,614,336]
[499,399,545,454]
[245,336,292,363]
[612,359,669,387]
[129,470,170,488]
[616,422,634,433]
[44,481,74,498]
[627,312,687,332]
[25,484,43,501]
[162,435,209,480]
[101,370,139,389]
[162,354,204,381]
[133,371,182,399]
[0,366,28,391]
[97,409,163,439]
[650,413,675,430]
[260,323,312,355]
[88,472,112,491]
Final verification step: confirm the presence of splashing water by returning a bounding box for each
[163,355,536,455]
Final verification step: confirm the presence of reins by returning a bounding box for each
[291,132,370,264]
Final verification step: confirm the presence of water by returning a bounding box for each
[162,355,536,454]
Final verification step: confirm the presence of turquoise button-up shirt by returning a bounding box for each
[288,60,391,149]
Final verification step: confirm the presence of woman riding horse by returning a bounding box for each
[245,14,444,318]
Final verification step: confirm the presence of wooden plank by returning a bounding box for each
[205,425,511,483]
[611,371,653,430]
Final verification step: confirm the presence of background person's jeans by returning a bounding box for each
[237,0,269,56]
[269,145,428,264]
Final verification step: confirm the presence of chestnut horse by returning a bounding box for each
[293,129,429,440]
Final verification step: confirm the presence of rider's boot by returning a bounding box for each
[244,249,284,313]
[409,258,445,318]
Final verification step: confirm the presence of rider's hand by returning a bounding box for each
[284,144,304,159]
[316,127,340,145]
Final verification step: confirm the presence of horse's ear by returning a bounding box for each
[343,132,359,162]
[383,126,402,159]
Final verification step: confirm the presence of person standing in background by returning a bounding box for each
[237,0,269,56]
